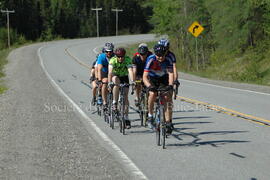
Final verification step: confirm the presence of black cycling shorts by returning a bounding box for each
[115,75,129,84]
[149,75,169,89]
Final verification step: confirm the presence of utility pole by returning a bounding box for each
[1,9,15,49]
[91,8,102,37]
[111,8,123,36]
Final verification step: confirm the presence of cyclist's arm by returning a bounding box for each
[168,68,174,86]
[128,67,134,82]
[173,63,178,81]
[97,64,103,81]
[90,68,95,77]
[143,71,151,87]
[132,57,137,79]
[132,66,137,80]
[94,66,98,80]
[108,65,113,83]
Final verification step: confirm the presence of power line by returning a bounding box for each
[111,8,123,36]
[1,9,15,48]
[91,8,102,38]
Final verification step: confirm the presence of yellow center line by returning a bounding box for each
[177,95,270,127]
[64,47,91,69]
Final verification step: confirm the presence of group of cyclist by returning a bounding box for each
[89,38,179,134]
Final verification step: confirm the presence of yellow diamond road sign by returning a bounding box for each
[188,21,204,37]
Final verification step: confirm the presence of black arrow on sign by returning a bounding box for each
[193,25,199,33]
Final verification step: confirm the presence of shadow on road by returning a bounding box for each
[167,129,249,147]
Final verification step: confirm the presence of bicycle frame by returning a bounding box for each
[154,88,170,149]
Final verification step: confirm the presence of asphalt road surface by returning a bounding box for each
[1,34,270,180]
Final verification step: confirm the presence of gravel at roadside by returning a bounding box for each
[0,44,130,179]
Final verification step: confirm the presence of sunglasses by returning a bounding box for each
[105,51,112,53]
[117,56,124,58]
[156,54,165,58]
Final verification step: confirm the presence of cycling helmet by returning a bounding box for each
[154,44,166,57]
[138,43,148,48]
[138,45,148,55]
[104,42,114,52]
[114,48,126,57]
[158,38,170,50]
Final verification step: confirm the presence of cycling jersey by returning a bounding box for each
[144,54,173,78]
[109,56,133,77]
[166,51,176,63]
[132,51,152,77]
[97,53,114,73]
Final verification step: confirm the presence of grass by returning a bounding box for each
[126,40,270,87]
[0,48,11,94]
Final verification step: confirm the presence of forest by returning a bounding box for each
[0,0,152,48]
[1,0,270,85]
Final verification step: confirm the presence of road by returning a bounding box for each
[2,34,270,180]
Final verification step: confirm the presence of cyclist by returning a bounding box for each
[108,48,135,129]
[158,38,180,129]
[158,38,179,83]
[90,48,105,106]
[143,44,174,134]
[97,43,115,108]
[132,43,152,106]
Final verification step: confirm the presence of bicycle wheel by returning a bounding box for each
[160,107,166,149]
[156,123,161,146]
[143,92,149,127]
[97,105,101,116]
[155,107,161,146]
[119,101,125,135]
[118,114,122,133]
[110,110,115,129]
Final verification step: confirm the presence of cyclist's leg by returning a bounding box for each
[112,75,120,105]
[101,71,108,105]
[148,77,157,117]
[121,76,130,118]
[91,79,97,105]
[135,77,142,106]
[92,79,97,97]
[164,92,173,123]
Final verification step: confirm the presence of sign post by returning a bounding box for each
[188,21,204,71]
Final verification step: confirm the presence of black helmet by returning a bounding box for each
[154,44,166,57]
[158,38,170,50]
[138,46,148,55]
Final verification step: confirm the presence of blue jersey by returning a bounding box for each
[166,51,176,63]
[96,53,114,73]
[144,55,173,78]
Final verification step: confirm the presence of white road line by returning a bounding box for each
[38,45,148,180]
[181,79,270,96]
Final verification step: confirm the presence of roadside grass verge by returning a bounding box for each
[0,48,12,94]
[126,41,270,87]
[188,49,270,86]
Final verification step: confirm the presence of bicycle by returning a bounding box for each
[135,80,148,127]
[115,83,134,135]
[153,87,171,149]
[96,83,103,116]
[106,85,115,129]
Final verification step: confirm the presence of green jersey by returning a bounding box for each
[109,56,133,77]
